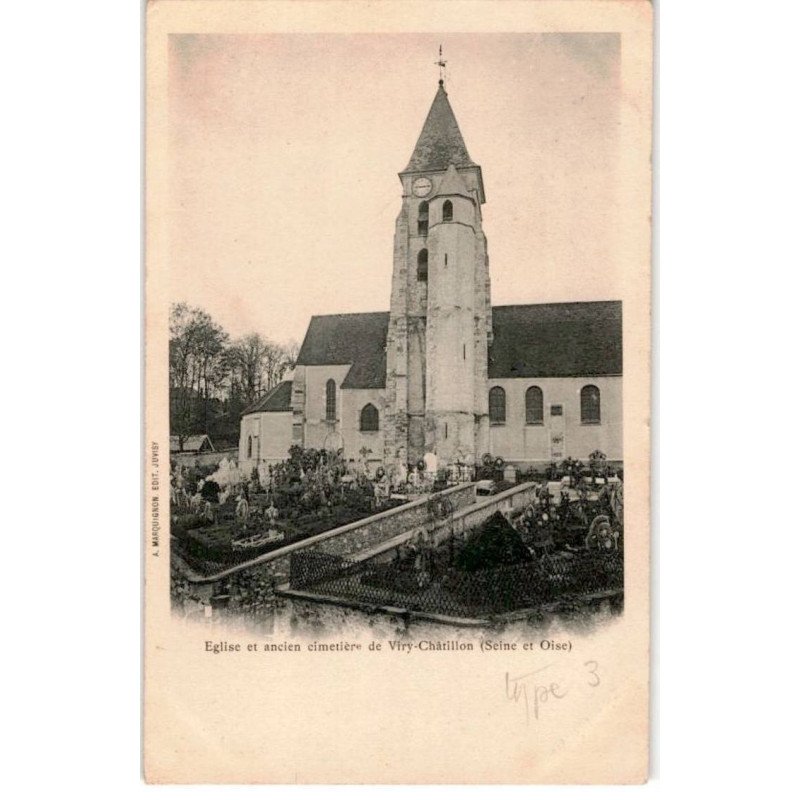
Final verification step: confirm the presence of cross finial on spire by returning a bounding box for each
[435,44,447,87]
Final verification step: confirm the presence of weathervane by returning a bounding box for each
[435,44,447,87]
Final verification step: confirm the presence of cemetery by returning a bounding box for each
[170,446,624,628]
[170,446,408,577]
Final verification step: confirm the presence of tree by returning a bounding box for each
[282,339,300,371]
[226,334,298,407]
[169,303,229,446]
[169,302,299,446]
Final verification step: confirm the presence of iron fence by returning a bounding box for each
[289,549,623,618]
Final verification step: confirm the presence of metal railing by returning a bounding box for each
[288,549,623,618]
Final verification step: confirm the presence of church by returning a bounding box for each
[239,80,622,475]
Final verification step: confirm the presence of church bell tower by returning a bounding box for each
[384,79,492,470]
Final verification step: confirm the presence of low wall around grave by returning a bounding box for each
[178,482,477,587]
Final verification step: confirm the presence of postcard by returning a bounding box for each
[145,0,652,783]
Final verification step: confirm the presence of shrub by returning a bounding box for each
[455,511,533,572]
[171,514,211,536]
[200,480,220,503]
[184,525,235,561]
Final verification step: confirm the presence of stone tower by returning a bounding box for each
[384,82,492,470]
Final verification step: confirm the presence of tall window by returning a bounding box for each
[360,403,379,432]
[581,385,601,424]
[442,199,453,222]
[525,386,544,424]
[325,379,336,422]
[247,436,253,459]
[417,201,429,235]
[417,248,428,281]
[489,386,506,424]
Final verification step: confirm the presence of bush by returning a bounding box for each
[455,511,533,572]
[184,525,235,561]
[200,480,220,503]
[342,483,375,514]
[171,514,211,536]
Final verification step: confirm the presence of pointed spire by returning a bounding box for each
[402,84,476,174]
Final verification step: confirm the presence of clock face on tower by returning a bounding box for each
[412,177,433,197]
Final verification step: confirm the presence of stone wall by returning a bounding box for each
[170,448,238,469]
[181,482,477,587]
[362,481,541,561]
[277,595,487,637]
[429,481,539,546]
[488,375,622,464]
[311,482,475,558]
[175,482,547,628]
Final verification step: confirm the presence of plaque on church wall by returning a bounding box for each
[144,0,652,785]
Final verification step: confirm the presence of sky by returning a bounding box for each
[168,33,621,345]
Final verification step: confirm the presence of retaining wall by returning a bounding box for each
[360,481,541,563]
[430,481,539,545]
[170,448,238,469]
[179,482,476,586]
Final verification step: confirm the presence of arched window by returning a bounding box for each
[442,199,453,222]
[247,436,253,459]
[525,386,544,425]
[417,248,428,281]
[417,201,429,235]
[489,386,506,424]
[325,378,336,422]
[581,385,601,424]
[360,403,379,432]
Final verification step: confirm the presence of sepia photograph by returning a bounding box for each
[167,32,626,635]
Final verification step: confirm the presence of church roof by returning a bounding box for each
[241,380,293,416]
[403,84,476,173]
[434,163,473,200]
[170,434,215,453]
[488,301,623,378]
[296,311,389,389]
[294,303,621,390]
